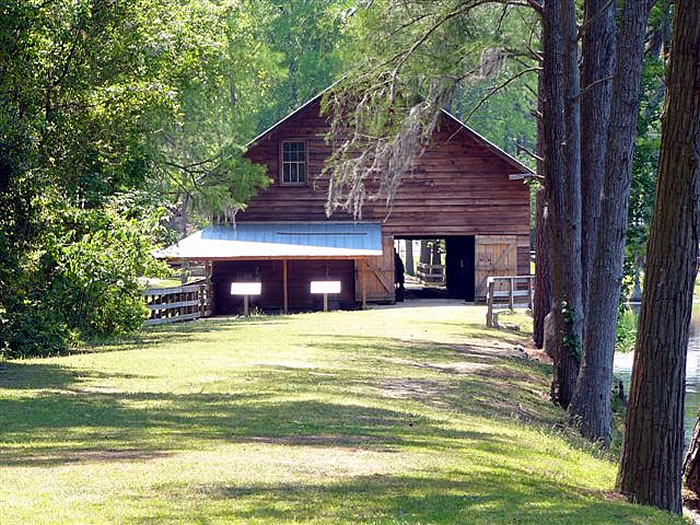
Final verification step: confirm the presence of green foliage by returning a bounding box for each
[0,0,289,356]
[561,300,582,362]
[0,200,169,359]
[616,307,638,354]
[322,1,539,215]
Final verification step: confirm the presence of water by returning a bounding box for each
[613,304,700,445]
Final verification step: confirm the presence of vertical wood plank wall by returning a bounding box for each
[236,97,531,304]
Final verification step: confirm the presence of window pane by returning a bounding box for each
[281,142,306,184]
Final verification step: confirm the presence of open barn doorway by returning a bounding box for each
[394,236,475,302]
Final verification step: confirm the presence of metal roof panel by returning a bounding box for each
[156,222,383,260]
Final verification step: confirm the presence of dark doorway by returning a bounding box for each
[445,236,475,301]
[394,236,475,302]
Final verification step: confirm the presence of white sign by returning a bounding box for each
[310,280,341,294]
[231,282,262,296]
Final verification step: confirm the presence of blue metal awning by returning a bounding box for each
[156,222,383,260]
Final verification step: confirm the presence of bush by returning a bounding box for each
[616,307,638,353]
[0,205,168,359]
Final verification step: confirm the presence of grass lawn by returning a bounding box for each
[0,302,684,524]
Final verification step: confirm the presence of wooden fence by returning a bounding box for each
[416,262,445,285]
[486,275,535,328]
[143,279,212,326]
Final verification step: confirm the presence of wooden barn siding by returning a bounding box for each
[212,259,356,313]
[238,100,530,302]
[243,100,530,239]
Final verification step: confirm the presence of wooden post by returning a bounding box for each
[243,295,249,316]
[509,277,514,310]
[206,261,214,316]
[486,279,494,328]
[361,261,367,310]
[282,259,288,314]
[527,277,533,310]
[323,293,328,312]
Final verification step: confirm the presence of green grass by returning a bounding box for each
[0,303,683,524]
[140,277,185,289]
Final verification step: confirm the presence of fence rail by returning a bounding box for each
[143,279,212,326]
[486,275,535,328]
[416,262,445,285]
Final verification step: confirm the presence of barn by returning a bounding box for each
[159,90,532,315]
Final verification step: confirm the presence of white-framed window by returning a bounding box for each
[280,141,307,185]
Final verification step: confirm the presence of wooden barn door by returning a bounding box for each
[356,235,395,303]
[475,235,518,299]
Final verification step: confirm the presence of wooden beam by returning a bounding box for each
[361,261,367,309]
[282,259,288,314]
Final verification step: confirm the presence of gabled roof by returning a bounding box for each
[156,222,383,261]
[246,84,534,176]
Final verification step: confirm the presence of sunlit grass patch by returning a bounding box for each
[0,302,683,524]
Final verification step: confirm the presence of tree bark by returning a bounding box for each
[617,0,700,512]
[685,409,700,495]
[533,188,550,348]
[580,0,615,312]
[542,0,583,408]
[405,239,414,276]
[420,240,431,264]
[533,64,550,349]
[569,0,653,446]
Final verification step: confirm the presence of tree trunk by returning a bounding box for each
[533,64,550,349]
[533,188,550,348]
[569,0,653,446]
[542,0,582,408]
[580,0,615,312]
[617,0,700,512]
[420,240,431,264]
[431,242,440,267]
[685,409,700,495]
[405,240,414,276]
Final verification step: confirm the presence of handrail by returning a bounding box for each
[486,275,535,328]
[142,279,212,326]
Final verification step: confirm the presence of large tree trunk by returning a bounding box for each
[617,0,700,512]
[685,409,700,495]
[542,0,583,408]
[533,63,550,349]
[533,188,550,348]
[569,0,652,445]
[580,0,615,311]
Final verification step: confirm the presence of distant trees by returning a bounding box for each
[617,0,700,511]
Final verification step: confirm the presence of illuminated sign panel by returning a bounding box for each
[310,281,341,294]
[230,282,262,296]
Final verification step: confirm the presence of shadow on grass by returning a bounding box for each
[0,389,508,467]
[135,470,664,524]
[1,331,562,469]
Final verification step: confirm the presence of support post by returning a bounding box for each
[509,278,514,310]
[486,279,494,328]
[361,261,367,310]
[243,295,249,317]
[323,293,328,312]
[282,259,288,314]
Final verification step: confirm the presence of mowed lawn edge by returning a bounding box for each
[0,303,685,524]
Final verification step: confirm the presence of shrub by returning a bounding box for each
[616,307,638,353]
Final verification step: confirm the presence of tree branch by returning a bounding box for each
[464,66,540,122]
